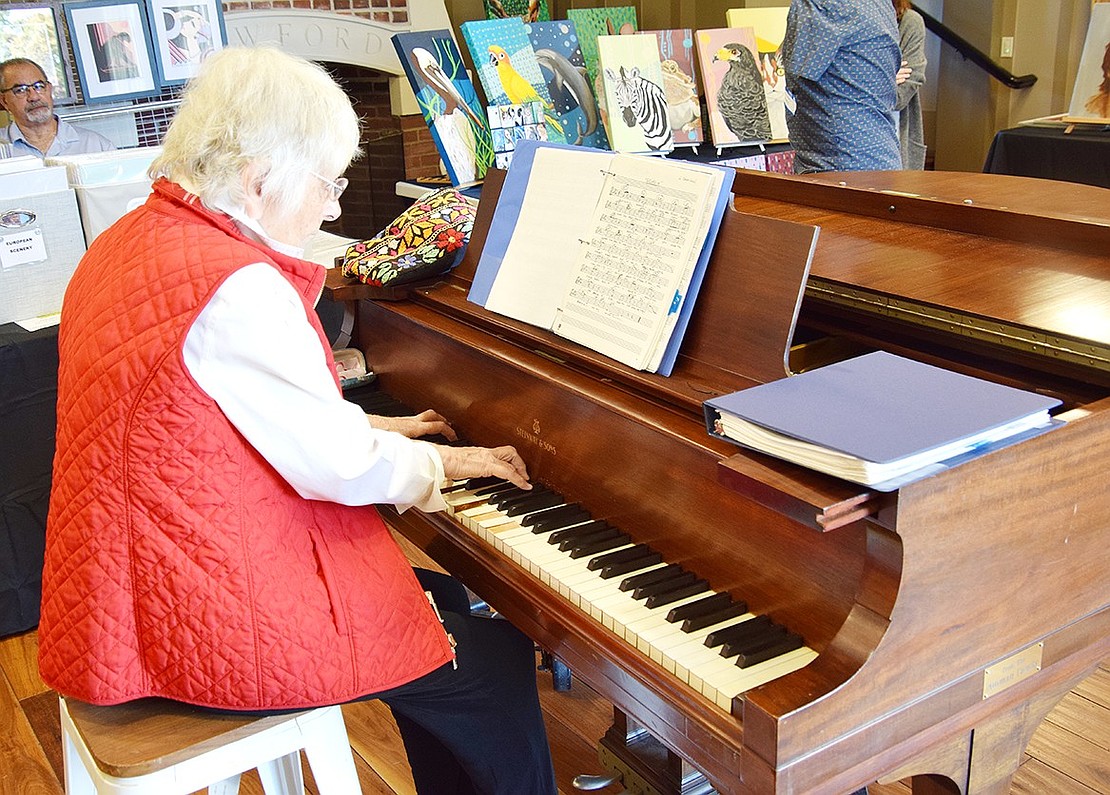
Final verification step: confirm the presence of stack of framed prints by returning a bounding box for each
[0,0,227,105]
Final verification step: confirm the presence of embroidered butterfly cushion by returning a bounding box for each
[341,188,476,287]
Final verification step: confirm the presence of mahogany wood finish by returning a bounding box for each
[728,170,1110,401]
[332,169,1110,794]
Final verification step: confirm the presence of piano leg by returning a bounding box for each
[538,650,574,691]
[597,709,715,795]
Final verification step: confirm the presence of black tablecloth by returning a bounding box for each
[0,323,58,637]
[984,125,1110,189]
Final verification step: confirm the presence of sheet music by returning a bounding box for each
[483,147,608,327]
[552,155,722,370]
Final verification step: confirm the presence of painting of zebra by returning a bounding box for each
[606,66,673,151]
[598,33,674,154]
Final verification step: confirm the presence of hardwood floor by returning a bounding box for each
[2,535,1106,794]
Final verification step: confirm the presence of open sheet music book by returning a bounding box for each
[704,351,1063,491]
[469,140,734,374]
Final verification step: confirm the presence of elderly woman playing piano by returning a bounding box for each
[37,45,556,795]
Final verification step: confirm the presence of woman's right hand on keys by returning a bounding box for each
[435,444,531,491]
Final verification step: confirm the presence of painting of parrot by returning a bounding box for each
[488,44,564,136]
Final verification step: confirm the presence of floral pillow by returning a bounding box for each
[341,188,476,287]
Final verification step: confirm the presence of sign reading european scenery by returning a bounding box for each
[1,228,48,270]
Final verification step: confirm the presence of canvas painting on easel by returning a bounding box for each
[525,20,609,150]
[598,33,673,154]
[651,28,705,148]
[695,27,771,147]
[1064,3,1110,123]
[460,17,567,143]
[725,7,791,141]
[392,30,494,185]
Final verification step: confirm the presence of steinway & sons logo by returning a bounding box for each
[516,418,557,455]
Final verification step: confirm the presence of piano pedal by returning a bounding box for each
[572,772,625,792]
[465,587,503,619]
[537,650,574,691]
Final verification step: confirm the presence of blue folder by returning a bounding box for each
[704,351,1063,490]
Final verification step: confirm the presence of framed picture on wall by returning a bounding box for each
[0,3,77,104]
[147,0,227,86]
[63,0,159,102]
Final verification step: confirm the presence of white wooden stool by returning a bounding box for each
[59,695,361,794]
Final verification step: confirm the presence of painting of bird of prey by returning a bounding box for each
[695,27,773,147]
[525,20,609,150]
[392,30,494,185]
[725,7,792,141]
[483,0,550,23]
[460,17,567,144]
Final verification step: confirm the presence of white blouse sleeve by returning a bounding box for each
[183,262,447,513]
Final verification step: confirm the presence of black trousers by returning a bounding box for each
[369,569,558,795]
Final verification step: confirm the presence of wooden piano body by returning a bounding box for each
[328,168,1110,794]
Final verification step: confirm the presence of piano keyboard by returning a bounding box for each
[346,384,817,712]
[441,477,817,711]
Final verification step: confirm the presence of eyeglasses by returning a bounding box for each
[309,171,348,203]
[0,80,50,97]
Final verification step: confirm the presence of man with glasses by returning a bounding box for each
[0,58,115,158]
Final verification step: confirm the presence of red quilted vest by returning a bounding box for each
[38,179,454,709]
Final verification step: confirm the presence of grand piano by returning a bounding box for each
[326,168,1110,794]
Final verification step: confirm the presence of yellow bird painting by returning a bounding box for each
[488,44,564,135]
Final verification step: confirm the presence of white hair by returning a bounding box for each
[150,46,362,217]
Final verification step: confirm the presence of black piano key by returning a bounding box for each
[681,601,751,633]
[460,476,504,491]
[599,552,665,579]
[588,544,655,570]
[506,491,565,516]
[666,592,733,623]
[493,485,554,506]
[558,526,621,553]
[720,624,788,658]
[569,532,631,559]
[529,514,592,536]
[631,571,698,601]
[704,614,773,648]
[490,486,546,508]
[619,563,684,592]
[548,520,610,545]
[736,633,805,668]
[523,503,588,529]
[644,579,711,609]
[473,481,518,497]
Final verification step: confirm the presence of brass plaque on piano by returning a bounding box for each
[982,643,1043,700]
